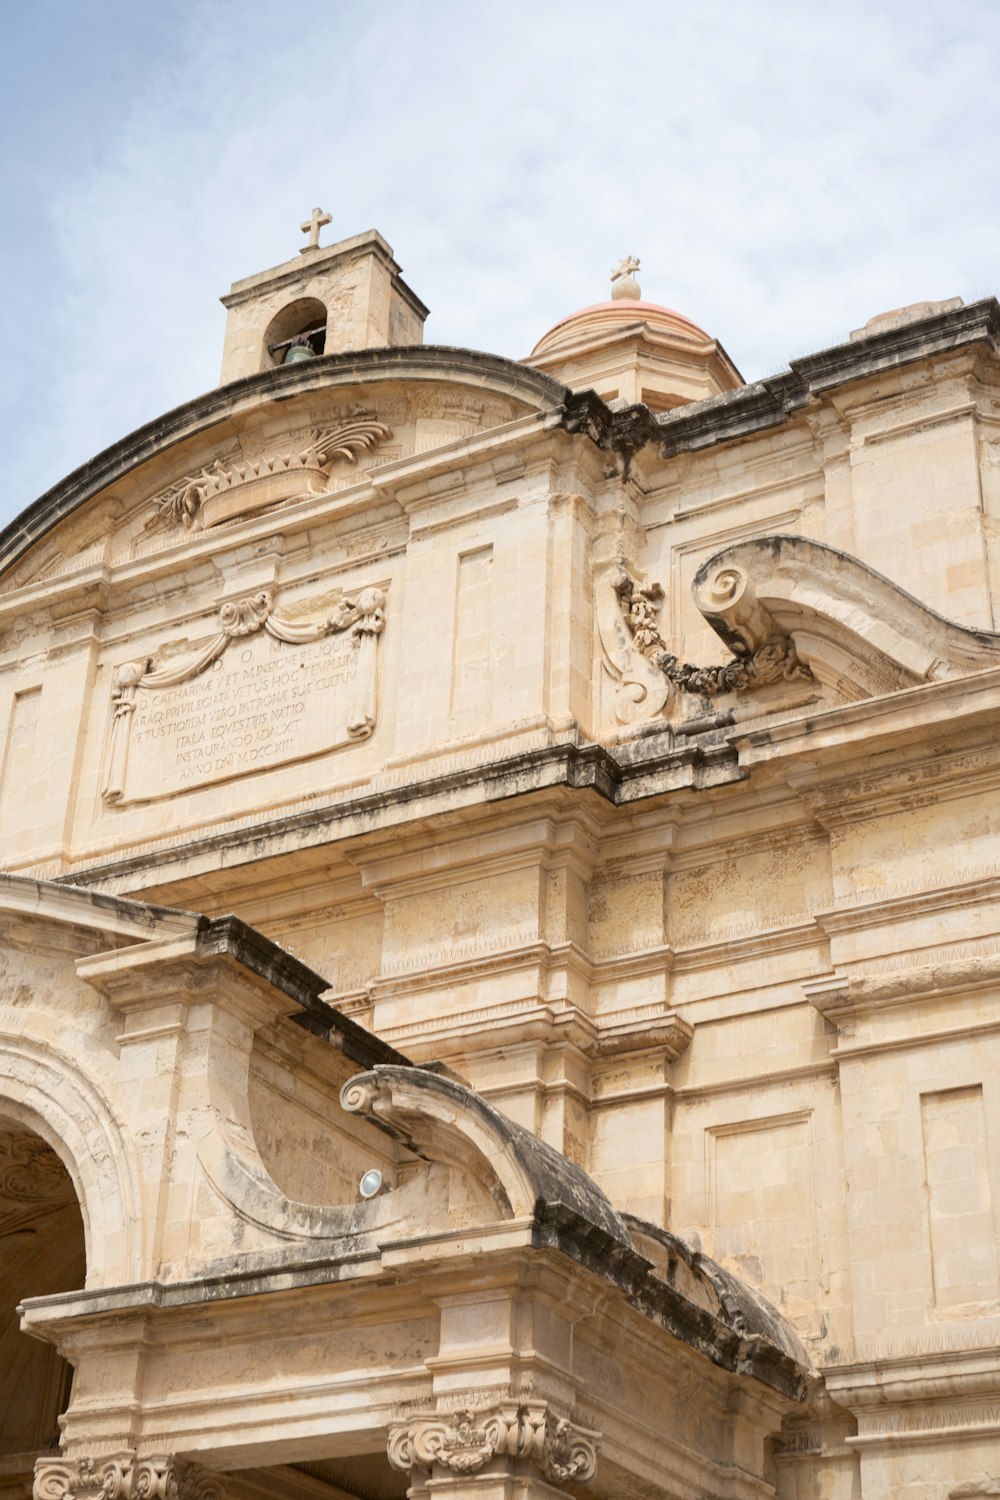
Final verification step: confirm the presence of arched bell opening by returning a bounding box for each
[0,1124,86,1475]
[262,296,328,368]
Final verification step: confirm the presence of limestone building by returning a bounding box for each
[2,221,1000,1500]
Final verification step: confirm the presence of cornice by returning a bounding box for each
[654,297,1000,458]
[7,298,1000,589]
[736,664,1000,773]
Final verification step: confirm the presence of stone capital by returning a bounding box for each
[387,1401,599,1486]
[33,1456,227,1500]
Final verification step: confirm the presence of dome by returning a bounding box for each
[529,299,713,360]
[523,260,743,413]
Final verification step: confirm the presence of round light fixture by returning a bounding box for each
[358,1168,384,1200]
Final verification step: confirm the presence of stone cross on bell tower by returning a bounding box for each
[300,207,332,254]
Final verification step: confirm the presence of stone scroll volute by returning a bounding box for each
[600,560,812,731]
[387,1402,600,1487]
[101,585,386,806]
[34,1455,228,1500]
[595,565,672,726]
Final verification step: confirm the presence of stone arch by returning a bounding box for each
[0,1035,144,1287]
[0,1122,85,1470]
[261,296,328,368]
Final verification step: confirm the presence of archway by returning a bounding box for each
[262,297,328,368]
[0,1125,86,1476]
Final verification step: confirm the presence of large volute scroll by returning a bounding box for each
[599,556,811,731]
[102,585,386,804]
[599,530,1000,734]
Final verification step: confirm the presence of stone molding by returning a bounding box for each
[341,1065,632,1248]
[34,1456,225,1500]
[693,534,1000,689]
[386,1402,600,1485]
[950,1482,1000,1498]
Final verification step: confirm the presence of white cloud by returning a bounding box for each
[4,0,1000,526]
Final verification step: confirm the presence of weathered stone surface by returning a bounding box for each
[5,227,1000,1500]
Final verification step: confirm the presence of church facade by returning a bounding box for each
[2,224,1000,1500]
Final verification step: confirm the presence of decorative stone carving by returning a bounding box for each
[0,1132,73,1201]
[540,1416,600,1485]
[386,1402,599,1485]
[615,571,811,700]
[693,533,1000,694]
[101,586,386,804]
[950,1481,1000,1498]
[388,1409,503,1475]
[595,568,670,725]
[153,418,391,530]
[33,1457,226,1500]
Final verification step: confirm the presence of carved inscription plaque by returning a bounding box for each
[128,631,355,797]
[103,587,385,805]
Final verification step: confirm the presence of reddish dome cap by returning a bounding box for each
[529,299,712,359]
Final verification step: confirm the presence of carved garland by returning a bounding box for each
[34,1457,226,1500]
[387,1402,599,1486]
[615,572,811,696]
[154,418,391,529]
[102,586,386,804]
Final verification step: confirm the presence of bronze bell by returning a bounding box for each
[283,338,317,365]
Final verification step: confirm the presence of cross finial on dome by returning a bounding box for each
[611,255,641,300]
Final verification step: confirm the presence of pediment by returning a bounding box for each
[0,351,567,590]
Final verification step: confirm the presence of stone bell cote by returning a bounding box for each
[218,222,429,384]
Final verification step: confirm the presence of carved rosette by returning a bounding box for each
[387,1403,599,1486]
[33,1457,226,1500]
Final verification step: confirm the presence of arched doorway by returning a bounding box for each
[0,1126,86,1481]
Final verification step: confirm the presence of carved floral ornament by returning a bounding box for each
[615,570,811,699]
[101,585,386,805]
[598,554,816,729]
[34,1456,226,1500]
[152,417,392,530]
[387,1401,600,1486]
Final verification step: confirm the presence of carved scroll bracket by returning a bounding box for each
[611,565,811,722]
[101,586,386,805]
[387,1402,600,1487]
[34,1455,227,1500]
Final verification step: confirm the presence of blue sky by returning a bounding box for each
[4,0,1000,529]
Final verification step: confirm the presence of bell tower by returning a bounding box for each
[218,216,429,384]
